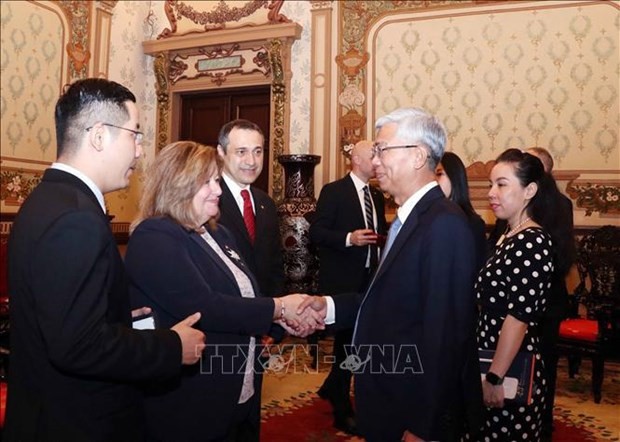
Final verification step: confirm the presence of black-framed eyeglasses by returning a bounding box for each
[371,142,420,159]
[86,123,144,144]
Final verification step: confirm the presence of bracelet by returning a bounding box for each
[280,299,286,320]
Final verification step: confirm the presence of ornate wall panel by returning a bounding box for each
[335,0,619,224]
[0,1,116,214]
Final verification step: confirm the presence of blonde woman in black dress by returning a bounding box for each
[474,148,569,441]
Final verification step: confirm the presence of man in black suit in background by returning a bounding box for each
[309,139,387,435]
[5,78,206,441]
[217,119,285,299]
[488,146,575,440]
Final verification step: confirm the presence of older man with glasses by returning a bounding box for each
[299,107,483,442]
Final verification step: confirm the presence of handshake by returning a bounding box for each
[273,294,328,338]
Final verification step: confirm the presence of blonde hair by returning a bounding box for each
[131,141,222,233]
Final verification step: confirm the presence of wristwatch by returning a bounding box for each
[485,371,504,386]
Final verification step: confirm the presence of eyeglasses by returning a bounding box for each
[371,142,420,159]
[86,123,144,144]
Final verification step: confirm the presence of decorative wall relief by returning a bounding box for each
[567,181,620,216]
[158,0,289,38]
[0,168,42,206]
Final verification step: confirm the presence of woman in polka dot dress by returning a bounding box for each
[474,149,566,442]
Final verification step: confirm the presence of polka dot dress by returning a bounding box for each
[475,227,554,442]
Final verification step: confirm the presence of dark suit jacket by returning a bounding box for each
[125,217,277,441]
[218,180,285,297]
[334,186,483,441]
[5,169,181,442]
[310,174,387,294]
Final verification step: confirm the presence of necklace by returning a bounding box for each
[495,217,531,246]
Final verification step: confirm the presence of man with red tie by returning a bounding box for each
[217,119,285,300]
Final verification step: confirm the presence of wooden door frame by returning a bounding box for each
[143,22,301,203]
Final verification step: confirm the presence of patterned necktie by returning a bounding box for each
[240,189,255,244]
[363,186,378,270]
[381,216,402,262]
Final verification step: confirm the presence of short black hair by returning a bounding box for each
[440,151,477,220]
[217,119,264,153]
[55,78,136,157]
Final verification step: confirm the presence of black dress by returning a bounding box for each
[475,227,554,441]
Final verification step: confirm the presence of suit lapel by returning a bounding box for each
[251,188,268,236]
[365,186,443,293]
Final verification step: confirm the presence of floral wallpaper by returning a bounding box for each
[281,0,311,154]
[0,1,63,161]
[370,3,619,169]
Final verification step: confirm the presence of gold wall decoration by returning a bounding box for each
[58,1,92,80]
[154,52,171,153]
[158,0,290,39]
[567,181,620,216]
[268,38,285,203]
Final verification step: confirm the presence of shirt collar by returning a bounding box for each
[51,162,106,213]
[349,171,369,192]
[222,172,249,195]
[396,181,438,224]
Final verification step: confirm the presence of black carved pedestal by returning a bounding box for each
[277,154,321,294]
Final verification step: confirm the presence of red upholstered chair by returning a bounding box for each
[558,225,620,403]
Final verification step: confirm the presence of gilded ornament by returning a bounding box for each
[338,84,365,110]
[0,170,42,206]
[335,48,369,77]
[66,42,91,73]
[566,182,620,216]
[268,38,286,203]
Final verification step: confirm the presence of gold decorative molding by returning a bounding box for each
[58,1,92,80]
[154,53,171,152]
[0,168,43,206]
[158,0,290,39]
[269,38,285,204]
[567,180,620,216]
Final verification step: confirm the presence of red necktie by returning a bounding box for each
[240,189,256,244]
